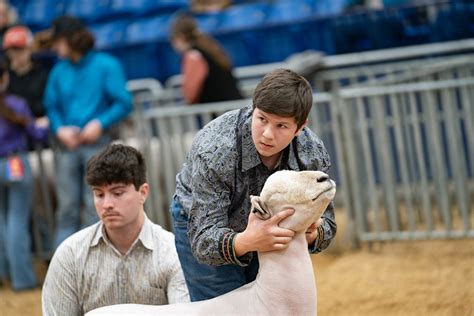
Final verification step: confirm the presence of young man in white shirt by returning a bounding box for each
[42,144,189,315]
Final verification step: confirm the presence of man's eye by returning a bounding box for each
[278,124,288,129]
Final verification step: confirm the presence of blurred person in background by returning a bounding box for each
[170,13,242,105]
[3,25,52,258]
[44,16,132,249]
[0,58,48,291]
[4,25,49,126]
[0,0,18,44]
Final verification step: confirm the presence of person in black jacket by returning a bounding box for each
[170,13,242,105]
[3,25,49,126]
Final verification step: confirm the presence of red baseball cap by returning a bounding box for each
[3,25,33,49]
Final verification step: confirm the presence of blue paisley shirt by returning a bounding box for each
[175,105,336,266]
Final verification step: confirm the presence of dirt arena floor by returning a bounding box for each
[2,220,473,315]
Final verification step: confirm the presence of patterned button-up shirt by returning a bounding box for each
[175,105,336,266]
[42,215,189,315]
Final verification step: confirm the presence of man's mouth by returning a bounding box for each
[260,142,273,148]
[103,212,120,218]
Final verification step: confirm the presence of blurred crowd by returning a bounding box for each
[0,0,242,293]
[0,0,133,292]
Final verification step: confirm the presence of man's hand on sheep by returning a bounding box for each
[234,209,296,256]
[305,218,323,245]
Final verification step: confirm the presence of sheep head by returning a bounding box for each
[250,170,336,232]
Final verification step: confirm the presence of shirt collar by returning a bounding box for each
[287,137,302,171]
[240,111,262,172]
[90,213,155,251]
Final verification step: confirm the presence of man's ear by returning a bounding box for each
[250,195,271,220]
[295,119,308,136]
[139,183,149,204]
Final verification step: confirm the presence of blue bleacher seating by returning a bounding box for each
[155,0,189,11]
[18,0,472,82]
[65,0,111,23]
[331,12,376,54]
[215,31,260,66]
[108,0,188,18]
[266,0,314,24]
[22,0,64,31]
[432,2,474,42]
[313,0,348,17]
[202,3,269,67]
[217,3,268,32]
[108,0,154,17]
[89,20,128,49]
[397,5,432,46]
[194,12,222,33]
[366,10,405,51]
[383,0,410,8]
[125,14,174,45]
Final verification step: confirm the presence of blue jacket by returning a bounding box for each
[44,51,132,134]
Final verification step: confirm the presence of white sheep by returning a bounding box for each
[87,170,336,316]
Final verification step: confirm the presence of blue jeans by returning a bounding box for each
[53,138,109,248]
[0,154,37,290]
[171,197,259,301]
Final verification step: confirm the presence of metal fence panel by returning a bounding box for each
[340,78,474,241]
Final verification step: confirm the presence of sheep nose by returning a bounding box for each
[317,175,329,183]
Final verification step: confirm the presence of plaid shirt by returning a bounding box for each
[175,105,336,266]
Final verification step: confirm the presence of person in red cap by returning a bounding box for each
[3,25,49,125]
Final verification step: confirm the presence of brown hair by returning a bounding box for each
[66,29,95,55]
[252,69,313,129]
[170,14,231,71]
[0,59,28,127]
[86,144,147,191]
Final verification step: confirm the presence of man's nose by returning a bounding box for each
[262,126,274,139]
[102,194,114,208]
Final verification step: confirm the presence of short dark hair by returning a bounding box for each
[86,144,146,191]
[51,16,95,55]
[66,29,95,55]
[252,68,313,129]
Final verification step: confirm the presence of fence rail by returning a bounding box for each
[126,77,474,243]
[337,78,474,242]
[30,42,474,256]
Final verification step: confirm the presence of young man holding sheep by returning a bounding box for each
[172,68,337,301]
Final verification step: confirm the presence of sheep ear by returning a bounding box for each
[250,195,271,220]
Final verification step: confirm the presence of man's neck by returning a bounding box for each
[260,153,282,171]
[105,214,145,255]
[70,51,85,63]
